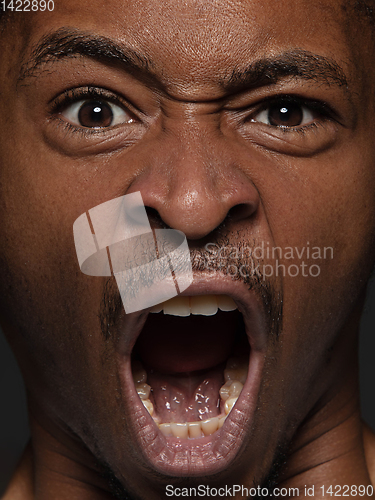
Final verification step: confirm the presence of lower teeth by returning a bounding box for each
[132,356,248,439]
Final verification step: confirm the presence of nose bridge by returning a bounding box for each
[159,107,246,199]
[133,110,260,240]
[164,114,221,187]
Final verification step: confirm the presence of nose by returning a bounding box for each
[131,124,260,240]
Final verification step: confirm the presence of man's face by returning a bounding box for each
[1,0,375,497]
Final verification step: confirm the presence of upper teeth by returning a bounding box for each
[150,294,237,317]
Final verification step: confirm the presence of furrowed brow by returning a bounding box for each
[18,28,153,84]
[17,30,349,98]
[224,49,349,92]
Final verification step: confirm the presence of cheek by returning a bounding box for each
[0,150,106,404]
[0,139,135,438]
[260,134,375,302]
[242,137,375,420]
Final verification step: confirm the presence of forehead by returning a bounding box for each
[7,0,367,99]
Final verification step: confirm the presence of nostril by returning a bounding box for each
[145,206,168,229]
[227,203,256,223]
[144,202,256,237]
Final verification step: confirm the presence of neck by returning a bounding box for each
[11,413,116,500]
[277,379,373,497]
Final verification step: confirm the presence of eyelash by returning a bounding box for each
[248,96,333,133]
[50,86,136,134]
[50,88,334,140]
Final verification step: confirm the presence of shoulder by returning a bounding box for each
[1,443,33,500]
[363,420,375,486]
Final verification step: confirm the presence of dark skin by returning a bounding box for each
[1,0,375,498]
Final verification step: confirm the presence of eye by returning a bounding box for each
[252,100,316,128]
[60,99,135,128]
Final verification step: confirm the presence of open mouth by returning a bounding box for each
[116,281,267,476]
[133,295,249,438]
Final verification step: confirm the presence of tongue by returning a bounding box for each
[136,311,240,374]
[147,365,225,423]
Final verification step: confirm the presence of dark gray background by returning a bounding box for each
[1,280,375,495]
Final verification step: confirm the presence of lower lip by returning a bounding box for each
[117,337,265,476]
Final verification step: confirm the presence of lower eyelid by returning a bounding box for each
[46,113,146,156]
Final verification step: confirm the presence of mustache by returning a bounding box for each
[99,235,283,341]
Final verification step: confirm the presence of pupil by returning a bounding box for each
[78,101,113,128]
[268,102,303,127]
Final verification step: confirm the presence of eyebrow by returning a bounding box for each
[226,50,349,91]
[18,28,349,94]
[18,28,153,83]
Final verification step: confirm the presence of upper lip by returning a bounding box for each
[114,271,268,476]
